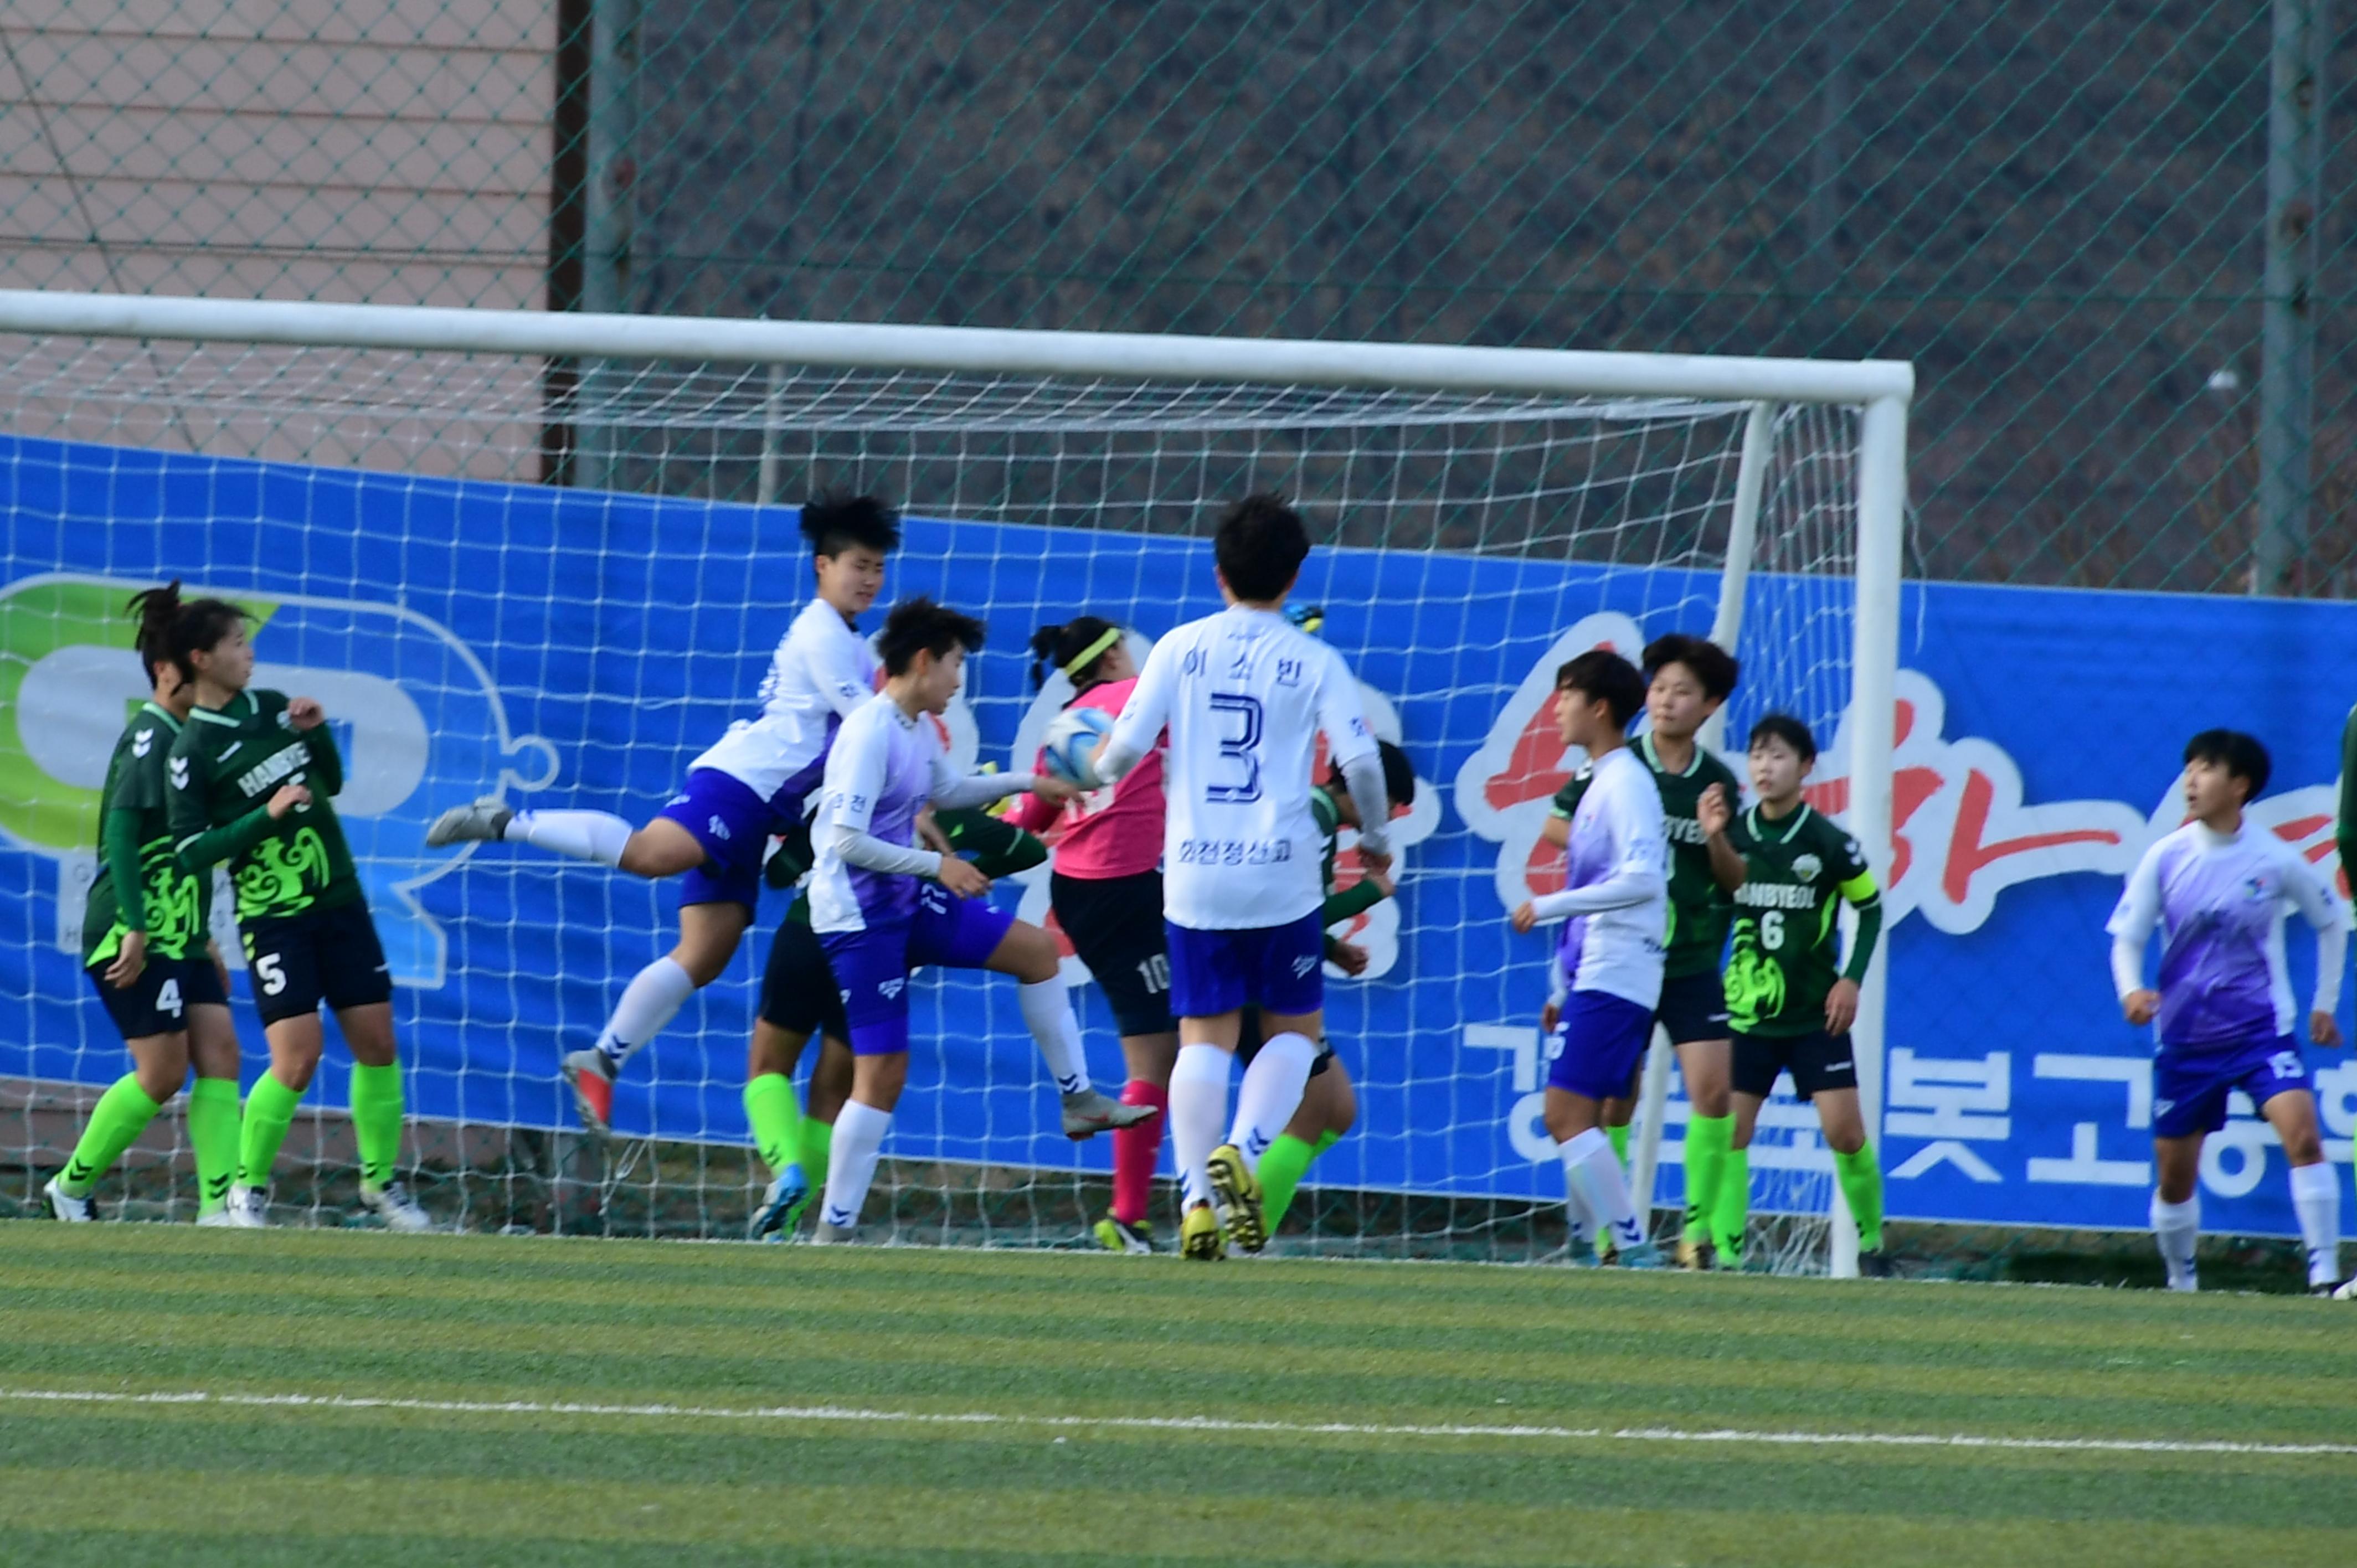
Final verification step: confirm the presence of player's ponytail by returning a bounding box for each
[162,594,250,685]
[126,580,184,683]
[1030,616,1122,692]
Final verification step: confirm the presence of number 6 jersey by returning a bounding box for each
[1723,803,1881,1037]
[1105,605,1378,931]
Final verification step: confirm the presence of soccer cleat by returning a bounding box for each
[42,1177,94,1223]
[424,798,513,848]
[194,1207,235,1228]
[2310,1277,2346,1298]
[1615,1239,1666,1269]
[1565,1241,1601,1268]
[750,1165,811,1242]
[1676,1234,1715,1271]
[1093,1213,1156,1255]
[222,1185,269,1228]
[1060,1088,1158,1141]
[2332,1277,2357,1301]
[1858,1249,1896,1279]
[1205,1143,1265,1254]
[561,1048,616,1136]
[811,1220,857,1245]
[361,1182,432,1232]
[1179,1200,1226,1261]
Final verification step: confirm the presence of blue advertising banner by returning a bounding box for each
[2,433,2349,1237]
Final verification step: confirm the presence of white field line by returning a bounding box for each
[2,1386,2350,1458]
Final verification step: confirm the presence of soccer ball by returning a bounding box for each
[1040,706,1114,788]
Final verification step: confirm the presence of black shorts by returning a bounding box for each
[1732,1028,1857,1101]
[759,917,848,1042]
[1052,870,1174,1038]
[87,951,228,1041]
[1234,1008,1336,1078]
[1656,970,1733,1046]
[240,900,394,1027]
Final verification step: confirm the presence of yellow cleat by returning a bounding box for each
[1676,1234,1714,1271]
[1206,1143,1266,1254]
[1180,1200,1226,1261]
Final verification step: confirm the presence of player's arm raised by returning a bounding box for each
[286,695,343,795]
[1092,636,1176,786]
[1699,781,1746,893]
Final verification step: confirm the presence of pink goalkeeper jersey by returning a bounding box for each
[1007,677,1167,880]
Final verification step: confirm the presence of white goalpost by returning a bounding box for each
[0,288,1907,1272]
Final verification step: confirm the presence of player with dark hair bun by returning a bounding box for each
[44,583,247,1226]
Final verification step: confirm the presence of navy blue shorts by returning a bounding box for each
[1166,909,1325,1019]
[1547,988,1656,1100]
[819,884,1015,1056]
[2154,1035,2309,1139]
[88,951,228,1041]
[658,765,819,911]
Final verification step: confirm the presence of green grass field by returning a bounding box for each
[2,1223,2352,1567]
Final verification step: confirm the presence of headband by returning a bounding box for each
[1063,626,1122,679]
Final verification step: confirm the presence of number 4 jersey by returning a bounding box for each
[1107,605,1377,931]
[169,688,363,923]
[1723,802,1881,1036]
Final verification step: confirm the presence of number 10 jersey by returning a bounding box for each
[1108,605,1376,931]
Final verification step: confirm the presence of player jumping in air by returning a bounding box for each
[1512,651,1668,1268]
[1544,633,1742,1268]
[1237,740,1417,1239]
[744,808,1046,1240]
[426,494,900,1134]
[168,599,430,1230]
[1696,714,1888,1275]
[1095,494,1394,1261]
[808,598,1152,1241]
[1012,616,1179,1254]
[2110,730,2346,1294]
[45,584,245,1225]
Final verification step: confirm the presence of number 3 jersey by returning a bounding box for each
[168,688,363,923]
[1722,803,1880,1037]
[1107,605,1377,931]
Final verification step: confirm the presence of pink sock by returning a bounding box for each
[1111,1080,1167,1225]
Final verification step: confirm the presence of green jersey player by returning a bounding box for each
[167,602,428,1231]
[1700,713,1890,1275]
[44,584,246,1225]
[1545,633,1742,1266]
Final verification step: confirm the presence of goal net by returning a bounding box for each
[0,293,1906,1273]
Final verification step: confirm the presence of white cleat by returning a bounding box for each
[1060,1088,1158,1141]
[43,1177,94,1223]
[811,1221,858,1245]
[220,1185,270,1229]
[2332,1277,2357,1301]
[361,1181,433,1233]
[194,1208,235,1228]
[425,798,513,848]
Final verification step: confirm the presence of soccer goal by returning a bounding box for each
[0,290,1906,1275]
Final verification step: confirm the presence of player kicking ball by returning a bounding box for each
[2109,730,2346,1295]
[1093,494,1393,1260]
[1512,651,1669,1268]
[1545,633,1743,1267]
[807,599,1152,1241]
[1697,715,1889,1275]
[428,494,899,1135]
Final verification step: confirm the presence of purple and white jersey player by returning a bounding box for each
[1094,496,1392,1259]
[2108,729,2347,1293]
[806,597,1154,1241]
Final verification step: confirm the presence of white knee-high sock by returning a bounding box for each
[593,956,697,1070]
[1167,1043,1231,1211]
[505,809,632,867]
[1017,977,1091,1096]
[2289,1162,2341,1287]
[821,1099,892,1231]
[1562,1171,1596,1249]
[1227,1031,1317,1168]
[1561,1127,1644,1253]
[2151,1190,2200,1291]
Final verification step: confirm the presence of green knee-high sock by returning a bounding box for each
[238,1071,305,1190]
[1257,1134,1318,1233]
[1606,1122,1630,1167]
[743,1073,804,1178]
[1833,1141,1885,1252]
[800,1116,832,1192]
[186,1076,241,1215]
[1682,1113,1733,1242]
[1712,1146,1751,1264]
[348,1062,405,1192]
[58,1075,163,1196]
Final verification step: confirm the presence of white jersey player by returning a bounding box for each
[1095,494,1393,1260]
[426,493,899,1134]
[1509,649,1669,1267]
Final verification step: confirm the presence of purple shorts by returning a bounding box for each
[1165,910,1325,1020]
[657,763,822,911]
[2153,1034,2309,1139]
[1548,988,1656,1100]
[819,884,1016,1056]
